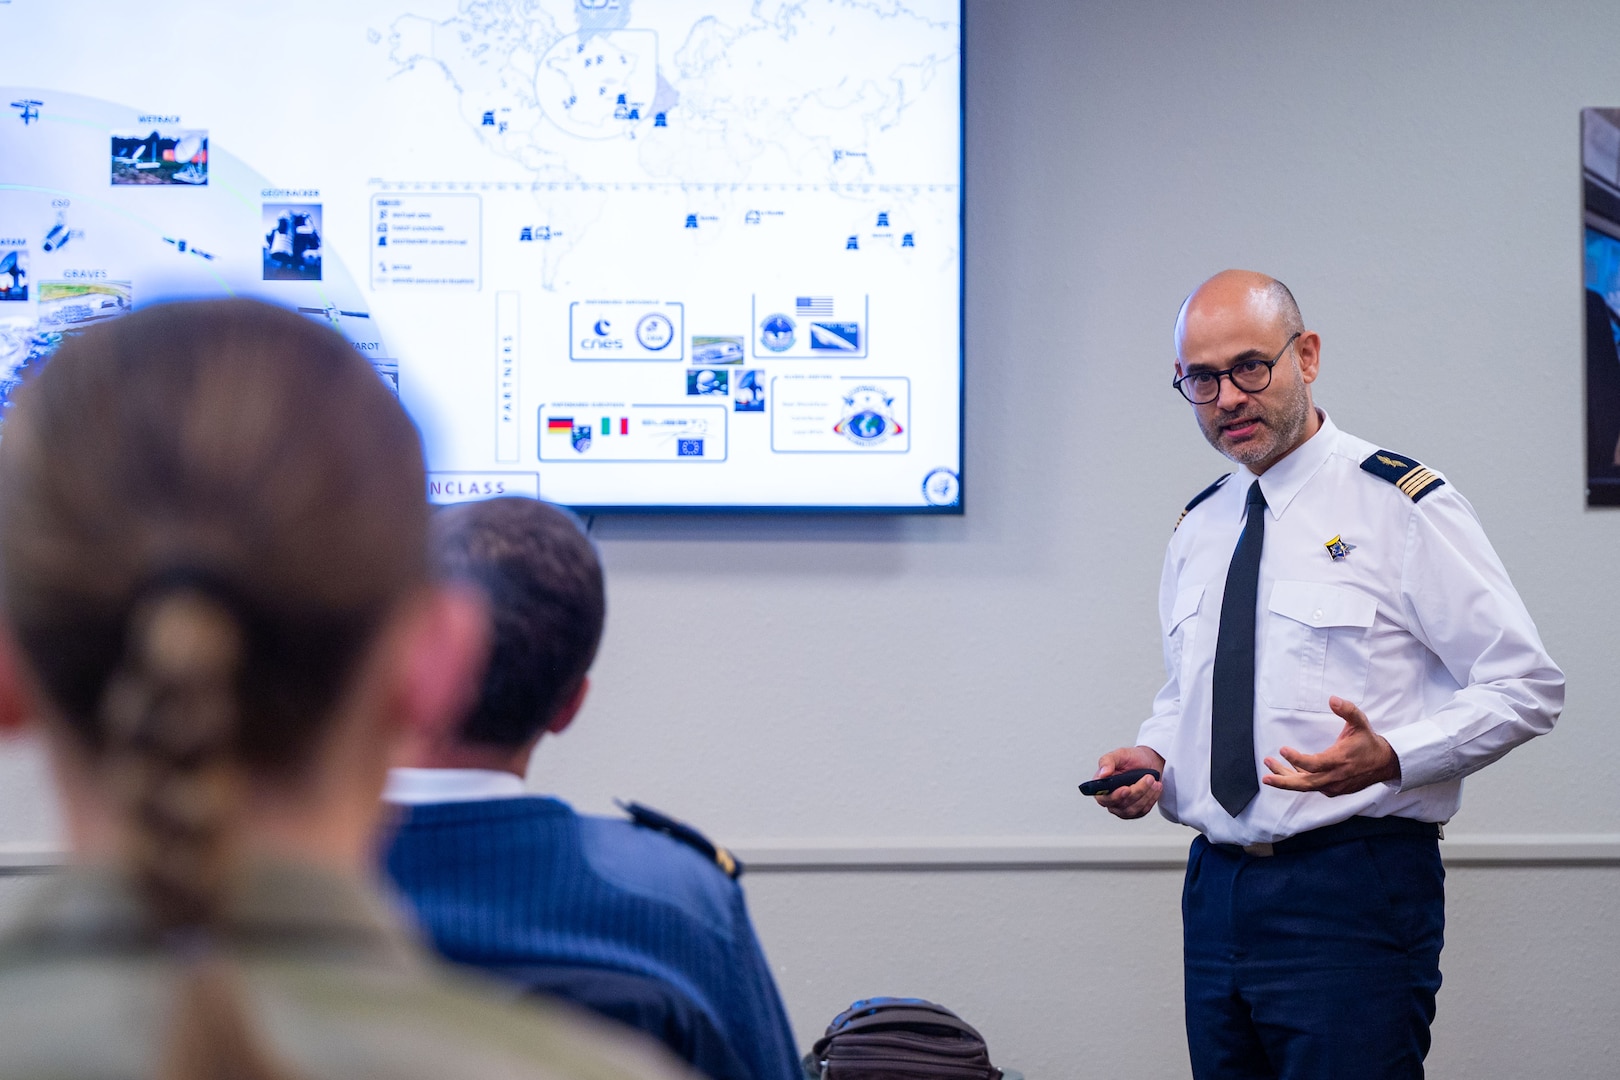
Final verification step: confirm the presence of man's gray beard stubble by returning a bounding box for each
[1199,358,1311,468]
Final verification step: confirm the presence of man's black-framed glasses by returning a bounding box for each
[1172,332,1300,404]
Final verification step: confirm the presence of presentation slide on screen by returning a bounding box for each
[0,0,962,511]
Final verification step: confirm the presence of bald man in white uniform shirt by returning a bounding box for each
[1090,270,1563,1080]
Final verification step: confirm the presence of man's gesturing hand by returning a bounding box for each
[1262,696,1401,797]
[1091,746,1166,819]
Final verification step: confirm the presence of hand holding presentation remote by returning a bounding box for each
[1078,768,1162,797]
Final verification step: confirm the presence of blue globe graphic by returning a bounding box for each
[849,411,887,439]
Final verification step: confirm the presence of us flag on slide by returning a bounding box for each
[796,296,833,317]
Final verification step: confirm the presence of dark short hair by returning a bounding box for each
[431,497,605,748]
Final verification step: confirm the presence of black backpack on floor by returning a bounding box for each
[807,997,1002,1080]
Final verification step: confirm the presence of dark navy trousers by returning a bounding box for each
[1182,832,1445,1079]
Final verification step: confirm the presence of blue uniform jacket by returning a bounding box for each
[384,796,800,1080]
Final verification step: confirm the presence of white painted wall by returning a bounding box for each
[1,1,1618,1076]
[568,2,1620,1073]
[742,861,1620,1079]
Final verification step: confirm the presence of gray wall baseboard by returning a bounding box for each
[733,834,1620,871]
[12,834,1610,876]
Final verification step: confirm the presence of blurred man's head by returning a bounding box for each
[418,497,605,771]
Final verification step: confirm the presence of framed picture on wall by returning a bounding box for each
[1581,108,1620,506]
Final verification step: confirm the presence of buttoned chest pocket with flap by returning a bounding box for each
[1167,585,1205,688]
[1259,580,1377,713]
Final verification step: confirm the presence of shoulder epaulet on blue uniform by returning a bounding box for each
[1175,473,1231,530]
[618,800,742,879]
[1359,450,1445,503]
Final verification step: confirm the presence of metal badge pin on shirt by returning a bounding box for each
[1324,535,1356,560]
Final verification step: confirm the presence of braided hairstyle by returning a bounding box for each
[0,299,429,1079]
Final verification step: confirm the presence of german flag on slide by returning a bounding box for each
[547,416,573,433]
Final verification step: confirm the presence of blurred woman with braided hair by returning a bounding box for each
[0,299,694,1080]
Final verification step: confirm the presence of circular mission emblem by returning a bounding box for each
[636,312,674,351]
[760,313,795,352]
[922,468,960,506]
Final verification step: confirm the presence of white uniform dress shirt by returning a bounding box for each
[1138,413,1563,846]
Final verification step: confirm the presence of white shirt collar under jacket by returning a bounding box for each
[384,767,530,805]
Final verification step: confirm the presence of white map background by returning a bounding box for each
[380,0,959,290]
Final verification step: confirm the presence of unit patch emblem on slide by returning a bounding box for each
[834,385,904,446]
[922,468,960,506]
[636,311,674,350]
[760,313,796,352]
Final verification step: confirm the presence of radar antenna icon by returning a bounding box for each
[172,134,207,184]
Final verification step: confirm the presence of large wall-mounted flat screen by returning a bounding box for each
[0,1,963,512]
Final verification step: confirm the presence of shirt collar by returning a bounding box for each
[383,767,530,805]
[1242,409,1338,519]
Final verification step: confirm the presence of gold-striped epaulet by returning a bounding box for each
[1175,473,1231,530]
[1359,450,1445,502]
[618,800,742,879]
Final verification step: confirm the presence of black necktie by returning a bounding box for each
[1211,479,1266,817]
